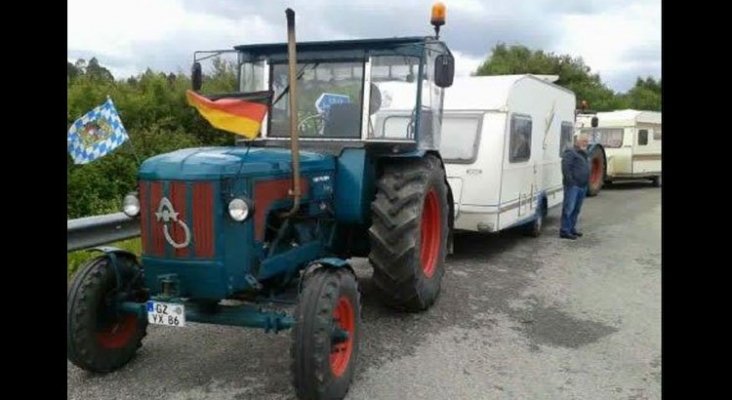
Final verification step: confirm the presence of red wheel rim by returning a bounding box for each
[591,157,602,186]
[96,314,138,349]
[330,296,355,377]
[420,189,441,278]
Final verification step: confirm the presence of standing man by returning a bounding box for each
[560,133,590,239]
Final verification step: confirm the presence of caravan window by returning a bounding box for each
[509,114,532,163]
[560,122,574,156]
[580,128,623,148]
[439,115,482,163]
[654,129,662,140]
[638,129,649,145]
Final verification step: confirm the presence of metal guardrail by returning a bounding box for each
[67,212,140,252]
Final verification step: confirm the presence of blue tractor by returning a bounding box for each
[67,6,455,399]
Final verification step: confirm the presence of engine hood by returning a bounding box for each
[139,147,335,180]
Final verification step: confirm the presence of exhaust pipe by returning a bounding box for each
[283,8,301,217]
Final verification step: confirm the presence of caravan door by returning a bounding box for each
[500,113,534,228]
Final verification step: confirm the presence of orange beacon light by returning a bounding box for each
[431,2,446,38]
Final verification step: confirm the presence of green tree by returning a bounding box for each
[475,44,628,111]
[68,62,82,82]
[75,59,87,72]
[67,57,238,218]
[621,77,661,111]
[201,57,238,94]
[86,57,115,81]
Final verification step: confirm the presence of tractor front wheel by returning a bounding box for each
[369,155,448,311]
[67,254,148,373]
[291,268,361,400]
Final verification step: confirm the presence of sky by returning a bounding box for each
[68,0,661,92]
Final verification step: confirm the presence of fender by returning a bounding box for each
[529,192,548,222]
[426,151,456,255]
[537,191,548,217]
[298,257,354,292]
[307,257,352,271]
[86,246,140,289]
[375,150,456,254]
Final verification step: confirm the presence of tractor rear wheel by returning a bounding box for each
[369,155,448,311]
[291,268,361,400]
[67,254,148,372]
[587,146,605,197]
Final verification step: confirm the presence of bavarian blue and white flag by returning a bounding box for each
[67,98,129,164]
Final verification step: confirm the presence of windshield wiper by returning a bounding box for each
[271,62,320,106]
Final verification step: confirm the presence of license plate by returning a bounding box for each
[147,301,186,327]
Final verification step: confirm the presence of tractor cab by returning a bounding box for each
[195,37,454,154]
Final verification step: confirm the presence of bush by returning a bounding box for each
[67,58,237,219]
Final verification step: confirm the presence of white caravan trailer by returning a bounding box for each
[440,75,577,236]
[578,110,662,188]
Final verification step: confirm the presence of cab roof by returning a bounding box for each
[234,37,431,55]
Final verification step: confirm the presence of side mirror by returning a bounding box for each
[434,53,454,88]
[191,62,202,91]
[591,117,598,128]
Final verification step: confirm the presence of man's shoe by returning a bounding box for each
[572,231,584,237]
[560,232,577,240]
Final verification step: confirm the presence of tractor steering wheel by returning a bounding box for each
[297,112,325,136]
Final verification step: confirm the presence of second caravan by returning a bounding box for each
[441,75,576,236]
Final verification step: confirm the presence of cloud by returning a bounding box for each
[452,51,483,77]
[552,0,661,91]
[68,0,283,76]
[68,0,661,92]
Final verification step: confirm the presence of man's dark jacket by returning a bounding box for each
[562,147,590,187]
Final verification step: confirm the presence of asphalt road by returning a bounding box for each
[68,181,661,400]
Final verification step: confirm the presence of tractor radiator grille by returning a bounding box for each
[139,181,215,259]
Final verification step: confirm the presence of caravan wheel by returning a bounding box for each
[524,199,546,237]
[651,175,662,187]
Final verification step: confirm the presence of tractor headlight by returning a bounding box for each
[123,193,140,217]
[228,198,251,222]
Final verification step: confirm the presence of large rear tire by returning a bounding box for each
[587,146,605,197]
[291,268,361,400]
[368,155,449,312]
[67,254,148,373]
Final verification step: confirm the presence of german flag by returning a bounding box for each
[186,90,272,139]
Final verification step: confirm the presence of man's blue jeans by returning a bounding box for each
[560,185,587,235]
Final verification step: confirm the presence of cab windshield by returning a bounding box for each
[268,61,365,138]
